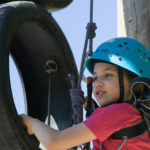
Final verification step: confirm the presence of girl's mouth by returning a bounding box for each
[96,91,106,98]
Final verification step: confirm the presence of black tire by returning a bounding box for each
[0,0,73,10]
[0,1,78,149]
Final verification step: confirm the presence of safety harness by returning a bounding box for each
[111,77,150,139]
[85,77,149,150]
[110,120,147,139]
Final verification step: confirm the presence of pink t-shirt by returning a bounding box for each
[83,103,150,150]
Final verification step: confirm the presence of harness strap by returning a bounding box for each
[110,120,147,139]
[116,136,127,150]
[117,68,124,103]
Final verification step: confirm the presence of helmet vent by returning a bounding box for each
[124,42,127,45]
[118,44,122,47]
[140,69,143,73]
[139,54,143,58]
[145,59,148,62]
[138,49,141,52]
[125,47,129,50]
[119,58,122,61]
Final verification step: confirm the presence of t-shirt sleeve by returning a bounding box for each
[83,103,142,141]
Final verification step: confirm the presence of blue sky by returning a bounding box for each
[53,0,117,68]
[10,0,117,114]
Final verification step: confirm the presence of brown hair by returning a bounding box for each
[125,70,144,99]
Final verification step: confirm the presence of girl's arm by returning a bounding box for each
[20,114,96,150]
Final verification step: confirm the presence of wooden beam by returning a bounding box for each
[118,0,150,49]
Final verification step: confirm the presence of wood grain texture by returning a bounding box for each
[118,0,150,49]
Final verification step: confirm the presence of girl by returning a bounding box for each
[20,37,150,150]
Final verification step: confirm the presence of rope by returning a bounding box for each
[69,1,97,149]
[69,0,97,125]
[44,60,57,126]
[70,89,84,124]
[77,0,97,89]
[69,1,97,150]
[47,73,52,125]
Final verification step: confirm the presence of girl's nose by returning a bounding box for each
[94,79,104,88]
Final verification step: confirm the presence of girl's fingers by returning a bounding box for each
[19,114,34,135]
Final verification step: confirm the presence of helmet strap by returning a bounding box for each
[117,68,124,103]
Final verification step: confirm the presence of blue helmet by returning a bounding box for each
[86,37,150,78]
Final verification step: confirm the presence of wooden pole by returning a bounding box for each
[118,0,150,49]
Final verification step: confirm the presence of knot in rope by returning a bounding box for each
[86,22,97,39]
[70,88,84,124]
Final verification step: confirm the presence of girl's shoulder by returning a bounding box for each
[93,103,140,116]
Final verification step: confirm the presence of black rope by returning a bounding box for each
[69,0,97,126]
[89,0,94,56]
[44,60,57,126]
[69,0,97,127]
[68,2,97,150]
[47,73,52,125]
[77,0,97,89]
[69,1,97,149]
[70,89,84,124]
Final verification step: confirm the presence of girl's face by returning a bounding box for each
[93,62,130,106]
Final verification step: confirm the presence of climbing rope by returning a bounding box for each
[77,0,97,88]
[70,88,84,124]
[69,0,97,149]
[70,0,97,124]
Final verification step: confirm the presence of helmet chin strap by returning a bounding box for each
[117,68,124,103]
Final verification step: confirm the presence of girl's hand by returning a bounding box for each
[19,114,34,135]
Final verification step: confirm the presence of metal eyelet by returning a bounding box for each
[140,69,143,73]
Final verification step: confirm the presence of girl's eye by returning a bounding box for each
[93,73,113,82]
[104,73,113,78]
